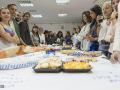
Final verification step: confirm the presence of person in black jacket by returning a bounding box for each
[44,30,49,44]
[47,31,55,45]
[19,11,32,45]
[54,31,64,45]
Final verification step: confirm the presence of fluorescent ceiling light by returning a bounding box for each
[18,1,34,7]
[32,15,42,18]
[58,14,67,17]
[93,0,106,4]
[56,0,70,5]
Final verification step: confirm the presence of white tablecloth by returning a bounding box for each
[0,53,120,90]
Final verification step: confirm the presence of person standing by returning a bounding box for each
[30,26,40,46]
[7,4,21,46]
[64,31,72,45]
[110,1,120,64]
[19,11,32,45]
[38,27,45,44]
[54,31,64,45]
[7,4,26,46]
[105,0,119,59]
[74,26,81,47]
[44,30,49,44]
[15,12,22,23]
[87,5,102,51]
[97,1,112,57]
[78,11,92,51]
[47,31,55,45]
[0,7,20,49]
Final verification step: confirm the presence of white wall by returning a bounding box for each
[65,23,81,35]
[28,23,80,36]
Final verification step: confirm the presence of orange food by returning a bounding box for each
[33,47,39,52]
[0,50,6,58]
[16,45,23,54]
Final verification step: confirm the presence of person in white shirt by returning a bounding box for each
[110,1,120,64]
[71,28,76,44]
[72,28,76,36]
[104,0,119,59]
[0,7,20,49]
[78,11,92,51]
[38,27,45,44]
[97,1,112,57]
[73,26,80,47]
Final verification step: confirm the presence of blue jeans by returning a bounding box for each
[35,44,38,46]
[107,52,112,60]
[99,43,110,57]
[77,42,81,50]
[107,52,118,61]
[89,41,99,51]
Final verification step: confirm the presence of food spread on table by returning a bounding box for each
[63,61,92,69]
[35,57,62,69]
[82,51,101,56]
[62,45,72,50]
[74,57,98,62]
[62,50,75,54]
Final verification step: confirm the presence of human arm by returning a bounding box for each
[0,25,19,44]
[20,38,26,46]
[111,9,118,26]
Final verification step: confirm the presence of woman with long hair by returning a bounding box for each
[38,27,45,44]
[97,1,113,57]
[55,31,64,45]
[30,26,40,46]
[0,7,20,49]
[71,28,76,44]
[64,31,72,45]
[87,5,102,51]
[78,11,92,51]
[74,26,81,47]
[72,28,76,35]
[47,31,54,45]
[110,0,120,63]
[105,0,119,59]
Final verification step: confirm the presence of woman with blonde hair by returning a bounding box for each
[97,1,113,57]
[105,0,119,59]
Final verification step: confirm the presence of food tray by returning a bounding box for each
[70,52,89,56]
[33,65,62,73]
[62,62,92,72]
[87,51,102,57]
[61,50,76,54]
[70,52,101,57]
[62,48,72,50]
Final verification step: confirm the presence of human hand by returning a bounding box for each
[110,51,120,64]
[110,35,114,43]
[96,15,101,24]
[111,9,118,19]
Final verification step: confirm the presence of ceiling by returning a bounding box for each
[0,0,110,24]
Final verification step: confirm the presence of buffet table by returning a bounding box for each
[0,51,120,90]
